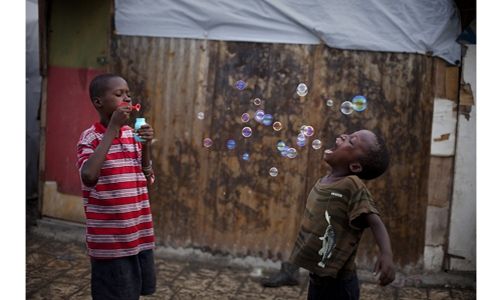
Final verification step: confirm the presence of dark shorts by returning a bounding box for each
[90,249,156,300]
[307,272,360,300]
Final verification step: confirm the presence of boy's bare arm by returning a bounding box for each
[364,213,396,286]
[81,107,130,187]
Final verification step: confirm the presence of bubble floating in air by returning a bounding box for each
[312,139,322,150]
[340,101,354,115]
[303,126,314,137]
[203,138,213,148]
[255,110,265,123]
[276,141,286,151]
[326,99,334,107]
[197,112,205,120]
[242,153,250,161]
[351,95,367,112]
[241,113,250,123]
[262,114,273,126]
[287,147,298,158]
[226,139,236,150]
[280,148,289,157]
[272,121,283,131]
[297,133,307,145]
[235,80,247,90]
[296,83,308,96]
[253,98,262,106]
[242,127,253,138]
[269,167,279,177]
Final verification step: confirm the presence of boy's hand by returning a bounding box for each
[136,124,154,144]
[373,253,395,286]
[109,105,132,130]
[365,213,395,286]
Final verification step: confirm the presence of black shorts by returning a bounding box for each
[90,249,156,300]
[307,272,360,300]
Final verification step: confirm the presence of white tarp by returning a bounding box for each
[115,0,462,64]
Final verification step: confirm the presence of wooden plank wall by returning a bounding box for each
[426,59,460,270]
[428,60,458,209]
[112,36,435,268]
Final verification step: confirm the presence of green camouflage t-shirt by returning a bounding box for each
[289,175,379,278]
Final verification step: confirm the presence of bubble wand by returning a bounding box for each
[119,102,141,111]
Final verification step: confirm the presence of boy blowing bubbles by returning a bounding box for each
[289,130,395,299]
[77,74,156,299]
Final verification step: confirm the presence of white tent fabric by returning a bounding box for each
[115,0,462,64]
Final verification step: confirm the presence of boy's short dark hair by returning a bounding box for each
[89,73,120,100]
[357,133,390,180]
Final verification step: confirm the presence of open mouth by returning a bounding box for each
[324,137,342,155]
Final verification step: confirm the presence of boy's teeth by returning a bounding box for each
[325,149,333,154]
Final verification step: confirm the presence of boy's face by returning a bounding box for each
[93,77,131,117]
[323,130,377,172]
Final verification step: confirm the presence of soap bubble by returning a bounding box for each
[242,127,253,138]
[296,83,308,96]
[300,125,307,134]
[303,125,314,137]
[203,138,213,148]
[197,112,205,120]
[326,99,334,107]
[296,133,307,147]
[269,167,278,177]
[351,95,367,112]
[312,139,322,150]
[241,113,250,123]
[253,98,262,106]
[287,147,298,158]
[255,110,265,123]
[276,141,287,151]
[242,153,250,161]
[280,148,289,157]
[262,114,273,126]
[235,80,247,90]
[226,139,236,150]
[340,101,354,115]
[272,121,283,131]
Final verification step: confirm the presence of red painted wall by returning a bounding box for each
[44,66,104,195]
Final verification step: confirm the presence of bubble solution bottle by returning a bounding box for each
[134,118,146,142]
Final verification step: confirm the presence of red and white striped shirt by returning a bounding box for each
[76,122,155,258]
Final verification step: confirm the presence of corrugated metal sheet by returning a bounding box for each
[112,36,434,267]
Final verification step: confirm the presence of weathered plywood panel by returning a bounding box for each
[41,0,111,222]
[42,181,85,222]
[427,157,454,208]
[112,36,434,268]
[44,66,103,196]
[48,0,111,68]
